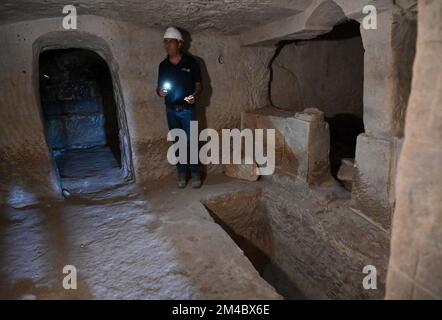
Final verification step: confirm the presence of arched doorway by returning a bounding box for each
[38,48,131,192]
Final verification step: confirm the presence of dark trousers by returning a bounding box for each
[166,107,200,175]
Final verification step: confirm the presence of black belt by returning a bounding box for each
[167,105,192,111]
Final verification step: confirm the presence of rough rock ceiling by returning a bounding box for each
[0,0,313,34]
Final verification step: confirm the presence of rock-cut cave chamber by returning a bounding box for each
[0,0,441,300]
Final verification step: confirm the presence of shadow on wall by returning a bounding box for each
[179,28,213,179]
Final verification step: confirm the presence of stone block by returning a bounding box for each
[241,107,330,185]
[337,158,355,191]
[352,133,396,229]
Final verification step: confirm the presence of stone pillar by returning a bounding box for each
[386,0,442,299]
[352,8,417,230]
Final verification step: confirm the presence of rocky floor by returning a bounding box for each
[0,173,389,299]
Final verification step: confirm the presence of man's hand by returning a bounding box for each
[184,95,195,104]
[159,88,168,97]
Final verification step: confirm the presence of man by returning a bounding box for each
[157,27,202,188]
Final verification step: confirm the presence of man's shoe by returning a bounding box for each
[178,173,187,188]
[191,174,202,189]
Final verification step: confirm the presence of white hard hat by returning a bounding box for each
[163,27,183,42]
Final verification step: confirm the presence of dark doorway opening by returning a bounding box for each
[39,48,123,192]
[327,114,364,184]
[318,21,365,186]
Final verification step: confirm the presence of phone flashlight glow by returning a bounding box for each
[163,82,172,91]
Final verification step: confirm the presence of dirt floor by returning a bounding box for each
[0,172,389,299]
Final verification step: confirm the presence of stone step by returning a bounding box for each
[337,158,355,191]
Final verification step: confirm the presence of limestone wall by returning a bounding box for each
[0,15,272,204]
[386,0,442,299]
